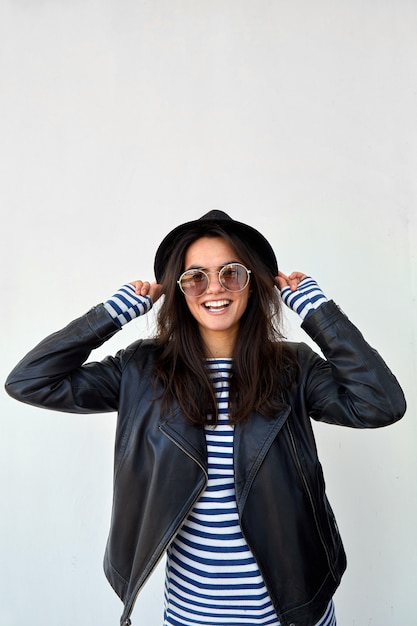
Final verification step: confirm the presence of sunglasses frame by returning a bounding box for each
[177,263,251,297]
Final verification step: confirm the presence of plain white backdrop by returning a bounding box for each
[1,1,416,624]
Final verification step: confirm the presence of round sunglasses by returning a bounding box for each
[177,263,251,297]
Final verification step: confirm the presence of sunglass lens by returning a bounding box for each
[220,264,248,291]
[180,270,208,296]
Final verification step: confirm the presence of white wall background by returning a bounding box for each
[1,1,416,624]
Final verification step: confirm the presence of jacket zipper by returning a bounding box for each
[120,427,208,626]
[286,421,337,581]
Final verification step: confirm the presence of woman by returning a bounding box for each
[5,210,406,626]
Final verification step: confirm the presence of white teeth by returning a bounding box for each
[204,300,230,309]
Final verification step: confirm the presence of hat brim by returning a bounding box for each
[154,211,278,283]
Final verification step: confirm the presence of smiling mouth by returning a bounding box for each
[203,300,231,311]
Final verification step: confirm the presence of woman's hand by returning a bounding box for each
[275,271,307,292]
[276,273,328,320]
[130,280,164,303]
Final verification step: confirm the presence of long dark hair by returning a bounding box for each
[153,224,298,425]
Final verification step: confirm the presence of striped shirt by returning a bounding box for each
[280,277,328,320]
[163,359,336,626]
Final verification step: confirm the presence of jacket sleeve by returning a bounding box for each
[4,304,129,414]
[299,300,406,428]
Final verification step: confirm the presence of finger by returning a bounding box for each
[288,272,307,280]
[129,280,150,296]
[275,272,289,290]
[287,272,307,291]
[139,281,151,296]
[129,280,143,295]
[129,281,164,300]
[150,282,164,302]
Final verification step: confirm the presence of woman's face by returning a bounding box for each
[182,236,251,355]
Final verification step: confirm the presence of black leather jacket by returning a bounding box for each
[5,301,406,626]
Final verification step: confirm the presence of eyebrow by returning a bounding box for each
[184,260,240,272]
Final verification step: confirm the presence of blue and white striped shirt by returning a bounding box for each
[163,359,336,626]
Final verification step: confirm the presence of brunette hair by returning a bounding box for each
[153,224,298,425]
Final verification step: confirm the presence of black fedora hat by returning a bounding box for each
[154,209,278,283]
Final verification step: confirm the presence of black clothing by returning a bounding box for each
[5,301,406,626]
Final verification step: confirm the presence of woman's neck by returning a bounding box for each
[201,329,237,359]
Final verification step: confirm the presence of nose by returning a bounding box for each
[205,270,224,293]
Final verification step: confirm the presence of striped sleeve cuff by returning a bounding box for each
[280,277,328,320]
[104,284,153,328]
